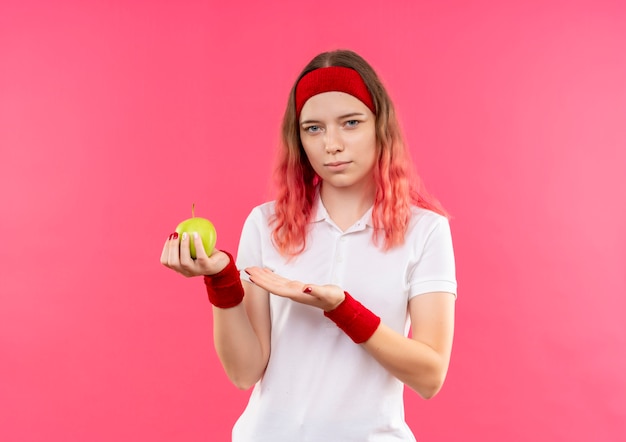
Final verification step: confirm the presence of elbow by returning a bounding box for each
[227,370,262,391]
[228,374,259,391]
[218,355,267,391]
[418,381,443,400]
[232,379,256,391]
[415,369,448,400]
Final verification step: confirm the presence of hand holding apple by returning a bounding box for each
[175,203,217,259]
[161,205,229,278]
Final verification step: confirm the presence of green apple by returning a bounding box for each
[175,203,217,259]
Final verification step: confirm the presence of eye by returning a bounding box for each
[304,125,322,134]
[344,120,360,128]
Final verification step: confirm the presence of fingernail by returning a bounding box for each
[244,269,250,275]
[172,232,179,240]
[303,287,312,294]
[193,232,199,239]
[182,232,187,240]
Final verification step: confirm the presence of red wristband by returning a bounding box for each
[324,292,381,343]
[203,251,244,308]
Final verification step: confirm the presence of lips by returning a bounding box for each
[324,161,352,172]
[325,161,351,167]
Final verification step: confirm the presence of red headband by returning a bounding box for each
[295,66,376,119]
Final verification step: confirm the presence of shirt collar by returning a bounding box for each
[310,189,374,230]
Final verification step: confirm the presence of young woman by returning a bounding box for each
[161,49,457,441]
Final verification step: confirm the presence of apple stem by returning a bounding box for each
[192,203,195,218]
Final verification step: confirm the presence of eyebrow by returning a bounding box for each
[300,112,367,125]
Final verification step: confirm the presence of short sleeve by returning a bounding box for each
[408,216,457,299]
[235,207,265,283]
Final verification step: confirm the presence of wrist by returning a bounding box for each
[323,291,381,344]
[324,291,346,312]
[203,251,244,308]
[205,252,231,278]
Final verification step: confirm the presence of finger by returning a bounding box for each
[178,232,194,268]
[193,231,209,260]
[252,274,305,298]
[303,285,332,300]
[165,232,181,267]
[299,283,319,298]
[246,269,281,288]
[160,233,175,266]
[307,284,345,310]
[258,267,290,284]
[244,267,275,288]
[244,266,265,279]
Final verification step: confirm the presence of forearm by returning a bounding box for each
[241,267,455,397]
[204,255,269,390]
[362,324,449,399]
[212,303,267,390]
[323,291,454,399]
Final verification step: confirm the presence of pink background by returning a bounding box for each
[1,0,625,440]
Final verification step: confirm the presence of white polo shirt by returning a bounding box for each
[233,195,457,441]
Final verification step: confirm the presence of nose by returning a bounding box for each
[324,128,344,154]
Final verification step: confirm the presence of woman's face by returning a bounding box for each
[299,91,377,194]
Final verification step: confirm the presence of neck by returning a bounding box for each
[319,182,375,231]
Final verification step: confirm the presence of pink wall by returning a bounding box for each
[1,0,625,440]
